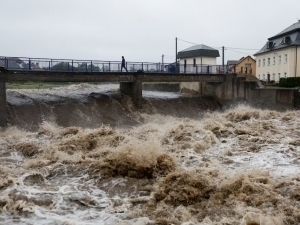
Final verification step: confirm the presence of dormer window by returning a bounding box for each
[267,41,274,49]
[281,36,291,45]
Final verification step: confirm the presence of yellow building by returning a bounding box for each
[233,56,256,75]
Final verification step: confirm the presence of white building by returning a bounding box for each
[254,20,300,82]
[177,44,220,73]
[177,44,220,93]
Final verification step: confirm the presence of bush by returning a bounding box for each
[279,77,300,87]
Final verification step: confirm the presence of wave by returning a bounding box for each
[0,84,300,224]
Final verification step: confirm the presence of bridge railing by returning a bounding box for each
[0,56,230,74]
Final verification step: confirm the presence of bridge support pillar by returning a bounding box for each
[120,80,142,109]
[0,81,7,127]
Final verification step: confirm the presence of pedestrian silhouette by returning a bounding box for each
[121,56,128,72]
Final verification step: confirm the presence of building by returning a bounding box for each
[177,44,220,93]
[227,60,239,73]
[0,57,42,70]
[254,20,300,82]
[0,57,24,69]
[177,44,220,73]
[234,56,256,75]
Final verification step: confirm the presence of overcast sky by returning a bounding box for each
[1,0,300,64]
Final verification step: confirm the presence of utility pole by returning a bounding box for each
[175,37,178,72]
[162,54,164,72]
[222,46,225,73]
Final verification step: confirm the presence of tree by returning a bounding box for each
[51,62,70,71]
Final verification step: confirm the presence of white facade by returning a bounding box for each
[179,56,217,65]
[179,56,217,73]
[256,46,300,82]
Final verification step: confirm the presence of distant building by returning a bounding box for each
[234,56,256,75]
[177,44,220,93]
[0,57,41,70]
[254,20,300,82]
[0,57,24,69]
[177,44,220,73]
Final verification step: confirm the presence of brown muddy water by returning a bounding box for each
[1,84,300,225]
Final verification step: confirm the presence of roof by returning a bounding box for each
[178,44,220,58]
[227,60,239,65]
[269,20,300,40]
[236,56,256,65]
[255,21,300,56]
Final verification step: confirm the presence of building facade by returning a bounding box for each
[177,44,219,73]
[177,44,220,93]
[254,20,300,82]
[235,56,256,75]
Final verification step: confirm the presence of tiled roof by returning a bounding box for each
[255,21,300,56]
[180,44,218,52]
[178,44,220,58]
[269,21,300,39]
[227,60,239,65]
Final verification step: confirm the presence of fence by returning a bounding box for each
[0,56,230,74]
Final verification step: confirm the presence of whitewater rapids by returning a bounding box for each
[0,84,299,225]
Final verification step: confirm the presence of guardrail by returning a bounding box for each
[0,56,230,74]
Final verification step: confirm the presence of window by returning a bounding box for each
[285,54,288,63]
[258,60,261,67]
[278,55,281,64]
[263,59,265,66]
[273,57,275,65]
[284,72,287,78]
[268,58,270,66]
[263,74,265,80]
[278,73,281,80]
[258,74,260,79]
[273,73,275,80]
[193,58,196,67]
[245,63,251,68]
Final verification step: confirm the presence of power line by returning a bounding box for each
[177,38,197,45]
[226,47,260,51]
[227,49,254,55]
[177,37,260,51]
[177,38,222,49]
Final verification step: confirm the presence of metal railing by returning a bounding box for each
[0,56,230,74]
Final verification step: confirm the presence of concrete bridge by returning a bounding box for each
[1,56,297,127]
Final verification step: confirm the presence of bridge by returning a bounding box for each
[0,56,239,127]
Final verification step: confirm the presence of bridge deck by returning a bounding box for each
[1,70,226,83]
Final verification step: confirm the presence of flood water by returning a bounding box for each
[0,84,300,225]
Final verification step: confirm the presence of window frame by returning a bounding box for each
[278,55,281,64]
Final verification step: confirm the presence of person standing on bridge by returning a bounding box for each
[121,56,128,72]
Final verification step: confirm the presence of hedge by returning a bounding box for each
[279,77,300,87]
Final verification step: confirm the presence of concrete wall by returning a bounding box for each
[0,82,7,126]
[180,82,200,93]
[142,83,180,92]
[120,81,142,108]
[179,56,217,93]
[246,88,297,110]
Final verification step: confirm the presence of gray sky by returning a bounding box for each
[1,0,300,64]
